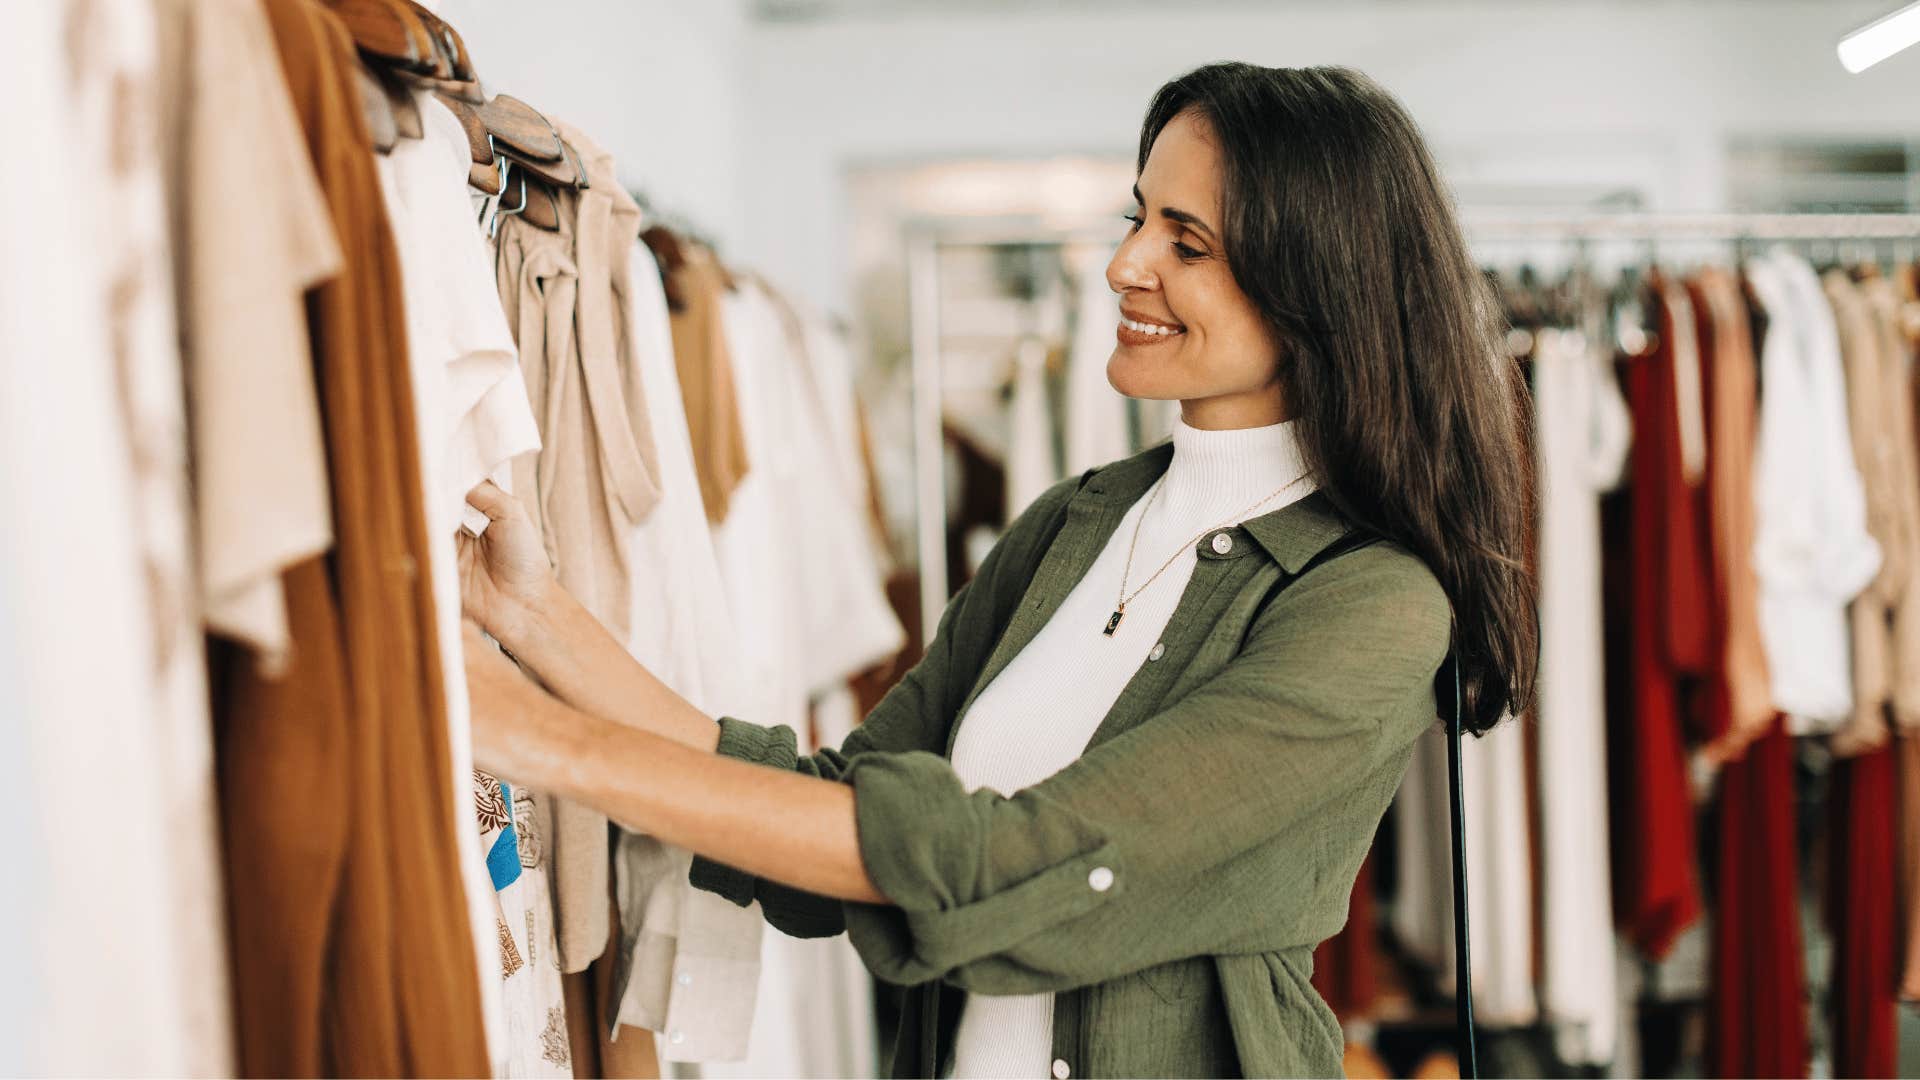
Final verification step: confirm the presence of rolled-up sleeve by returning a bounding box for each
[838,545,1452,995]
[687,473,1086,937]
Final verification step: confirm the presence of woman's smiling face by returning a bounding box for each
[1105,108,1288,428]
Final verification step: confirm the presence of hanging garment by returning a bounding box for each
[645,230,752,524]
[696,279,891,1080]
[1706,718,1808,1079]
[1393,717,1537,1024]
[0,2,229,1070]
[771,288,911,703]
[1689,268,1774,757]
[377,87,548,1070]
[1832,273,1920,752]
[1530,327,1630,1064]
[791,307,908,745]
[155,0,341,663]
[1699,269,1808,1080]
[82,0,241,1069]
[1747,250,1882,731]
[1826,744,1898,1079]
[1006,335,1060,518]
[1866,274,1920,737]
[1390,721,1450,971]
[609,240,765,1063]
[496,119,666,975]
[1310,855,1379,1021]
[483,769,576,1079]
[1063,247,1132,475]
[223,3,491,1073]
[1900,733,1920,1000]
[152,6,352,1055]
[1609,277,1710,960]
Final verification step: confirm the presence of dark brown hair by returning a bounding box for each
[1140,63,1536,734]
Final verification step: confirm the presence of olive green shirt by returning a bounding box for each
[690,441,1452,1078]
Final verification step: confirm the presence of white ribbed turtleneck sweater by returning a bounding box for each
[946,416,1315,1079]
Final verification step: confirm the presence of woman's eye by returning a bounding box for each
[1173,241,1205,260]
[1123,213,1144,231]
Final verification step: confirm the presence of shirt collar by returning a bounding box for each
[1077,439,1354,574]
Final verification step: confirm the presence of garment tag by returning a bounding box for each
[461,503,491,537]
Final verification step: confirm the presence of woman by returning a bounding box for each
[461,62,1536,1079]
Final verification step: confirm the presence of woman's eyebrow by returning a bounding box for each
[1132,184,1219,244]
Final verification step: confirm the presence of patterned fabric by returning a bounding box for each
[475,771,523,892]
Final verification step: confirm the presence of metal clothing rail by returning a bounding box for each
[1463,210,1920,239]
[904,221,1125,639]
[905,211,1920,638]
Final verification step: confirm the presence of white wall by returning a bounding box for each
[420,2,1920,311]
[435,0,751,244]
[739,0,1920,311]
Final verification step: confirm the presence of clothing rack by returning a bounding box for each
[906,220,1124,640]
[1464,210,1920,240]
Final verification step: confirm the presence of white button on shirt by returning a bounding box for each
[945,418,1315,1080]
[1052,1059,1072,1079]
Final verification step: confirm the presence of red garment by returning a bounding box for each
[1901,734,1920,1001]
[1692,275,1810,1078]
[1705,719,1808,1078]
[1608,280,1709,958]
[1311,853,1378,1019]
[1828,744,1898,1078]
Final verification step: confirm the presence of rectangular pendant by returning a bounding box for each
[1103,610,1123,636]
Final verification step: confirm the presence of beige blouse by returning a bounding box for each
[1828,271,1920,754]
[496,120,666,975]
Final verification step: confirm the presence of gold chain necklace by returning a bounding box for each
[1103,473,1309,636]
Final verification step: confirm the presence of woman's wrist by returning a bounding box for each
[493,574,566,658]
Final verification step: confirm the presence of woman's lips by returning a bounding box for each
[1117,315,1186,347]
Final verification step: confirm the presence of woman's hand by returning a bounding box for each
[457,481,554,648]
[463,619,571,785]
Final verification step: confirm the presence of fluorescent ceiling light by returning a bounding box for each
[1839,0,1920,73]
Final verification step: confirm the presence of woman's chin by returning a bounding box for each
[1106,353,1186,402]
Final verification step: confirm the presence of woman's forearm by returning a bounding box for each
[499,579,720,753]
[492,677,886,905]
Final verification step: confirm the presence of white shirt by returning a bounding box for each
[612,241,764,1062]
[378,91,544,1073]
[703,278,900,1080]
[1530,328,1630,1063]
[947,417,1314,1079]
[1063,255,1132,477]
[1747,249,1881,730]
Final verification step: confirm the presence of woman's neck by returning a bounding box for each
[1178,383,1291,430]
[1160,416,1310,524]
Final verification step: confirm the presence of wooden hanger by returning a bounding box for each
[436,94,494,164]
[325,0,437,74]
[377,65,424,141]
[399,2,486,102]
[476,94,563,162]
[406,2,468,78]
[470,94,589,190]
[469,159,504,196]
[488,168,560,233]
[518,175,562,230]
[507,135,585,190]
[354,61,399,153]
[640,225,690,309]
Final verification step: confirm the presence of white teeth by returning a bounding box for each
[1122,317,1183,336]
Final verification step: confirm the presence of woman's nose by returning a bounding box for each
[1106,232,1158,294]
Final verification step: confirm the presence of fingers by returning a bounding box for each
[464,479,517,523]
